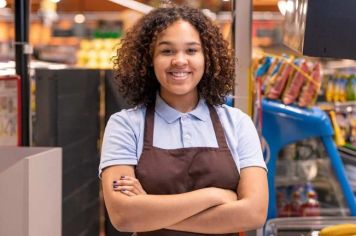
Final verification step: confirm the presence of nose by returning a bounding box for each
[171,52,188,66]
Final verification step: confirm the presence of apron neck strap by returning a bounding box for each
[143,103,229,149]
[144,104,155,147]
[207,104,229,149]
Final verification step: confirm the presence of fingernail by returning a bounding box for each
[113,180,117,184]
[113,185,118,188]
[120,176,125,179]
[120,189,126,192]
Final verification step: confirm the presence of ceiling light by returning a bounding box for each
[286,0,294,13]
[0,0,7,8]
[74,14,85,24]
[50,0,61,3]
[107,0,153,14]
[277,0,287,16]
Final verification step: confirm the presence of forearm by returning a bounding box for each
[166,167,270,234]
[166,199,266,234]
[107,188,223,232]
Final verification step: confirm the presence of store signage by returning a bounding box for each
[0,75,21,146]
[283,0,356,60]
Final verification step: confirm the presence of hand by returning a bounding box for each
[113,176,147,196]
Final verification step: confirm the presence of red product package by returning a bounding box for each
[298,63,322,107]
[282,61,309,105]
[266,61,293,100]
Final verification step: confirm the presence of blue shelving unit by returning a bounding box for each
[261,99,356,219]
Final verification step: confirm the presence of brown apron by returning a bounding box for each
[134,104,240,236]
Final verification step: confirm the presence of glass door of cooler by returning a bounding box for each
[275,138,348,218]
[339,146,356,197]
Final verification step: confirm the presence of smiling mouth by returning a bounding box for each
[168,72,191,80]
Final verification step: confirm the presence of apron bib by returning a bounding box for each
[134,104,240,236]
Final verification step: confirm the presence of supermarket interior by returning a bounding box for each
[0,0,356,236]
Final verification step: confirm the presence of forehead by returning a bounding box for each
[155,20,201,44]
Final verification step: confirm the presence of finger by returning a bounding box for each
[120,189,136,196]
[115,177,147,194]
[120,177,140,187]
[117,179,135,186]
[120,176,140,185]
[122,177,146,193]
[114,180,140,193]
[123,185,142,195]
[122,190,136,196]
[113,185,140,194]
[113,185,137,196]
[116,179,146,193]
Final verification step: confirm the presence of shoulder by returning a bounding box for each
[107,105,146,128]
[214,104,251,128]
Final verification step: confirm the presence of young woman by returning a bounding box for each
[100,5,268,236]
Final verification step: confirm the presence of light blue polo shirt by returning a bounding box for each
[99,95,267,176]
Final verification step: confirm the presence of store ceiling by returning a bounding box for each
[5,0,278,12]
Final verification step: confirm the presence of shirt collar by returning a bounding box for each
[155,94,210,124]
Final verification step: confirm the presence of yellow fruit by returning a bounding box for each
[319,224,356,236]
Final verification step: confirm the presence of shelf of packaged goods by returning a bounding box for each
[317,101,356,112]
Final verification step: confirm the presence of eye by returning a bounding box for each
[161,49,174,55]
[187,48,198,54]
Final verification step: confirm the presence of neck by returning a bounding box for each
[159,91,199,113]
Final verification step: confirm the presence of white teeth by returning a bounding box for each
[171,72,189,77]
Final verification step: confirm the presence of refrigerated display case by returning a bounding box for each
[262,99,356,220]
[275,138,348,217]
[339,147,356,196]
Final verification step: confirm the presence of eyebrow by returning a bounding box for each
[157,41,201,46]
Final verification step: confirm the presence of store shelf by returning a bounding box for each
[317,101,356,112]
[275,159,330,187]
[339,147,356,164]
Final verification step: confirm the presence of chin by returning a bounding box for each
[169,88,193,96]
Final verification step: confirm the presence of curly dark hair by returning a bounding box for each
[113,5,235,106]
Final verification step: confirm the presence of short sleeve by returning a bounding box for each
[237,115,267,171]
[99,111,138,177]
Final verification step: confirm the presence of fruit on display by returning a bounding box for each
[319,223,356,236]
[77,38,119,69]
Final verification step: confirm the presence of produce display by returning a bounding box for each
[76,38,118,69]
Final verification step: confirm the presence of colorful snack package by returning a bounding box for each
[298,63,322,107]
[261,57,280,94]
[266,60,293,100]
[282,61,309,105]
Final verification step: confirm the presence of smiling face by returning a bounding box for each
[152,20,205,105]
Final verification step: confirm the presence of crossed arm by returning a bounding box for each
[101,165,268,233]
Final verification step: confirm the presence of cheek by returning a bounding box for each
[153,64,170,86]
[195,56,205,73]
[196,54,205,66]
[153,57,168,70]
[153,59,165,75]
